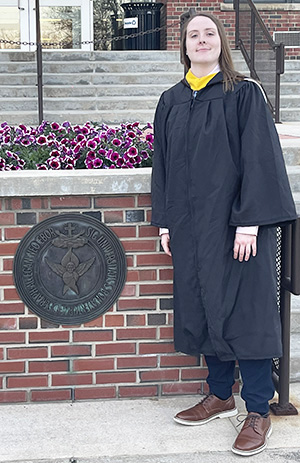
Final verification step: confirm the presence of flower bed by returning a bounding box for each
[0,121,153,171]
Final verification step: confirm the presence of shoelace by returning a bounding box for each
[196,394,214,406]
[236,413,268,429]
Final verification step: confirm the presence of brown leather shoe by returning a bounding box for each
[174,394,238,426]
[232,412,272,456]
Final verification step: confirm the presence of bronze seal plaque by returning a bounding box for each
[13,214,127,324]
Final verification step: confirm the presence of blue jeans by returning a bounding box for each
[205,355,275,415]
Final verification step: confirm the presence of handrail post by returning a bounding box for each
[275,42,285,123]
[234,0,240,49]
[250,9,255,78]
[35,0,44,125]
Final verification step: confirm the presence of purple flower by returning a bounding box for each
[51,122,60,130]
[85,159,94,169]
[37,164,48,170]
[3,135,10,144]
[62,121,71,128]
[127,131,136,139]
[98,148,107,157]
[133,122,139,127]
[19,124,28,132]
[112,138,121,146]
[86,150,96,160]
[126,124,133,130]
[81,126,90,135]
[116,158,125,167]
[77,134,86,142]
[20,138,30,146]
[74,144,81,154]
[18,159,26,167]
[37,135,47,145]
[5,150,14,158]
[0,158,6,169]
[128,147,137,157]
[87,139,97,150]
[146,133,154,143]
[109,165,116,169]
[111,152,119,162]
[141,150,149,159]
[135,155,142,164]
[65,163,75,170]
[93,158,103,168]
[50,150,60,157]
[48,158,61,169]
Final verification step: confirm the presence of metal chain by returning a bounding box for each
[0,20,180,48]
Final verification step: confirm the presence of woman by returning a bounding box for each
[151,12,297,457]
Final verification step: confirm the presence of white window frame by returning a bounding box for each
[0,0,93,51]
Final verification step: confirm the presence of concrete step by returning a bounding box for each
[0,96,159,112]
[280,84,300,96]
[0,72,183,86]
[0,49,246,62]
[0,59,249,75]
[0,109,155,125]
[281,108,300,122]
[282,142,300,166]
[0,84,172,98]
[0,60,186,74]
[281,95,300,108]
[1,94,300,115]
[284,60,300,70]
[286,166,300,192]
[290,333,300,382]
[292,192,300,214]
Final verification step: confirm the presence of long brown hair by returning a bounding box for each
[180,12,244,91]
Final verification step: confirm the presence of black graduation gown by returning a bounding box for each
[151,73,297,361]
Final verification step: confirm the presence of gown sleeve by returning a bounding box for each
[229,81,297,227]
[151,92,169,228]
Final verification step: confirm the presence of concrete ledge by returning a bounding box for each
[0,168,152,198]
[221,2,300,10]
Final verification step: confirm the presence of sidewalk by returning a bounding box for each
[1,383,299,463]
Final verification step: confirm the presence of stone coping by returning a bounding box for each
[0,168,152,198]
[221,2,300,10]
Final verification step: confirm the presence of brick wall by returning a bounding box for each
[0,171,240,404]
[160,0,300,59]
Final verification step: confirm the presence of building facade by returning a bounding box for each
[0,1,298,57]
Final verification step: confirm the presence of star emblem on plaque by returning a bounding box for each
[13,214,127,324]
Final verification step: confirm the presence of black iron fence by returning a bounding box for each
[234,0,285,123]
[271,218,300,415]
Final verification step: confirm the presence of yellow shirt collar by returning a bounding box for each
[186,69,218,91]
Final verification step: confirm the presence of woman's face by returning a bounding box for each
[185,16,221,70]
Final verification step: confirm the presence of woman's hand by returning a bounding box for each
[161,233,172,256]
[233,233,257,262]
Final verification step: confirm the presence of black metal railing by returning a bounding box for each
[271,217,300,415]
[234,0,285,123]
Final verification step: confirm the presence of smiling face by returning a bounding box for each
[185,15,221,75]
